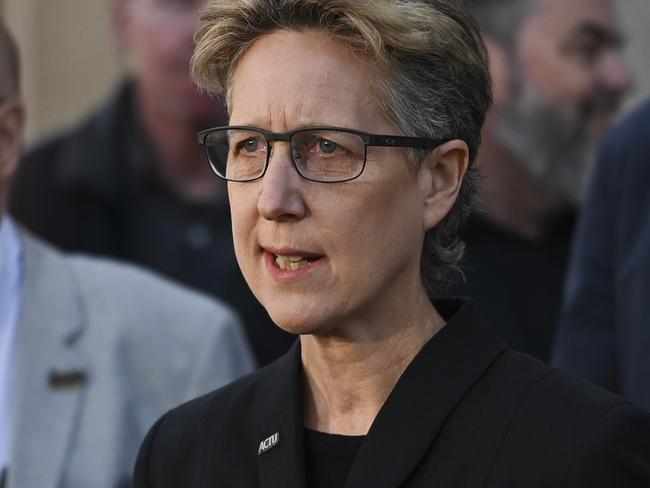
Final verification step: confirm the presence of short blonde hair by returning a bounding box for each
[192,0,492,296]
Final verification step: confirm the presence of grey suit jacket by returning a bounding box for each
[6,231,255,488]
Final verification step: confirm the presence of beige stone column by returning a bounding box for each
[3,0,124,142]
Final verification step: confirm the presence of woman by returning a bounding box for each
[134,1,650,486]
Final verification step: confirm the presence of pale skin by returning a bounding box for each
[227,30,468,435]
[479,0,630,239]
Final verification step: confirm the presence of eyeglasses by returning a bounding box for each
[197,125,446,183]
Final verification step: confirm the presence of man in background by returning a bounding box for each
[9,0,293,366]
[0,20,253,487]
[448,0,632,360]
[553,100,650,411]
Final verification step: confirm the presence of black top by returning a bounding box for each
[134,299,650,487]
[10,80,295,366]
[443,212,575,361]
[304,429,365,488]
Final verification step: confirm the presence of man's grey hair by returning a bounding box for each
[0,19,20,99]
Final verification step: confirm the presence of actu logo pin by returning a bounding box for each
[258,432,280,455]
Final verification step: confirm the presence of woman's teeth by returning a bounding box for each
[275,255,311,271]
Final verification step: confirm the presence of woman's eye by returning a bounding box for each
[318,139,339,154]
[240,138,259,153]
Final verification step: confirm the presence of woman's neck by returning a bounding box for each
[300,292,444,436]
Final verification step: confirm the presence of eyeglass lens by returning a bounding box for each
[204,128,367,182]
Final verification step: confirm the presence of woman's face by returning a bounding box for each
[227,29,432,337]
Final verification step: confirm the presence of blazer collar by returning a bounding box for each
[253,340,306,488]
[345,300,505,488]
[9,231,87,488]
[251,300,505,488]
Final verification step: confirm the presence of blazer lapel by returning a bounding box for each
[8,233,88,488]
[344,301,506,488]
[253,341,306,488]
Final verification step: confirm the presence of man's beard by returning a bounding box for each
[495,80,618,206]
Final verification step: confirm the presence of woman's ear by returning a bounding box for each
[418,139,469,231]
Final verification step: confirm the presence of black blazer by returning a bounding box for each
[134,301,650,487]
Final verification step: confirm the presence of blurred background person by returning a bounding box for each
[0,20,253,488]
[446,0,633,361]
[8,0,294,366]
[553,100,650,411]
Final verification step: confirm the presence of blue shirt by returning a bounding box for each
[0,217,24,471]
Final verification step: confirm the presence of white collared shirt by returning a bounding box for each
[0,217,23,472]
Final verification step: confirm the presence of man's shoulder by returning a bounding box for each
[68,252,240,333]
[23,231,240,335]
[23,230,254,393]
[68,252,217,306]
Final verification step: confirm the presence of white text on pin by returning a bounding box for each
[258,432,280,455]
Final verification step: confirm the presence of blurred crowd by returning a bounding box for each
[0,0,648,486]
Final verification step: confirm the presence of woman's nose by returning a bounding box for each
[256,143,309,222]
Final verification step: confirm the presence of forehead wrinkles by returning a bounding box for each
[229,71,348,125]
[230,82,374,129]
[227,32,382,129]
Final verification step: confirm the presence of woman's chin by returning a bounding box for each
[267,310,326,337]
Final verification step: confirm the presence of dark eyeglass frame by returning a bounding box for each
[197,125,448,183]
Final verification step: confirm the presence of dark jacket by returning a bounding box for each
[10,81,294,366]
[134,301,650,487]
[552,101,650,410]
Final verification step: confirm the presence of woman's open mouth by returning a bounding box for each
[262,247,326,275]
[274,254,321,271]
